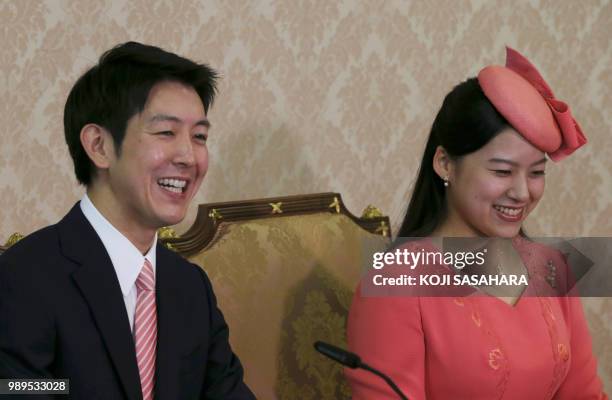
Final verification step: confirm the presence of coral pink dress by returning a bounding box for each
[346,238,607,399]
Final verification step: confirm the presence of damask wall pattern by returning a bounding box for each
[1,0,611,391]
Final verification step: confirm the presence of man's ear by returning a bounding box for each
[432,145,454,182]
[80,124,115,170]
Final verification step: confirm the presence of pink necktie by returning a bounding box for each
[134,259,157,400]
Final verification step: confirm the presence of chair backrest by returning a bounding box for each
[162,192,391,399]
[0,233,24,255]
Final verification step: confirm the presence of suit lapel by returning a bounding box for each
[59,204,142,400]
[154,244,184,400]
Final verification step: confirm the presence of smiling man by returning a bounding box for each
[0,42,255,400]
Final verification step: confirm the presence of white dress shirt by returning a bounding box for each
[80,194,157,334]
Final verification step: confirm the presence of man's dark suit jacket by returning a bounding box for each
[0,204,256,399]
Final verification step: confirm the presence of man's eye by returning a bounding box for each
[531,170,546,176]
[157,131,173,136]
[194,133,208,142]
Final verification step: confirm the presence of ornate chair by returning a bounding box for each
[161,192,391,400]
[0,233,24,255]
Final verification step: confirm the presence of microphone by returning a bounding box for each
[313,341,409,400]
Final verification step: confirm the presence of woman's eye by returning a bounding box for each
[531,170,546,176]
[157,131,173,136]
[493,170,511,176]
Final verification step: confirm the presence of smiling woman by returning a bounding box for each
[435,127,546,238]
[345,48,607,400]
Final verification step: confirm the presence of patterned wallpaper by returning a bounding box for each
[1,0,611,391]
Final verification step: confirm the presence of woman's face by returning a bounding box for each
[443,128,547,238]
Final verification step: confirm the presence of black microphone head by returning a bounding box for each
[314,341,361,369]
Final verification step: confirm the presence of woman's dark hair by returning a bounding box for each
[397,78,510,237]
[64,41,218,186]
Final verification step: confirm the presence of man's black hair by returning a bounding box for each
[63,41,218,185]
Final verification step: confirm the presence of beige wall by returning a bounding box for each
[2,0,611,391]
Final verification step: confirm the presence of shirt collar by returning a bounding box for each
[80,194,157,296]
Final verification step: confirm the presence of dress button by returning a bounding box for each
[558,344,569,362]
[488,348,503,370]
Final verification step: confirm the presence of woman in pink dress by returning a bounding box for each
[345,48,608,399]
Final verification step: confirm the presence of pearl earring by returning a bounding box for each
[443,177,449,187]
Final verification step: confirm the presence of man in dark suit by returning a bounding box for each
[0,42,256,399]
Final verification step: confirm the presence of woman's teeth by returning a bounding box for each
[493,205,522,216]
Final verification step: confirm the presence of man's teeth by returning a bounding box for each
[157,178,187,193]
[494,205,522,216]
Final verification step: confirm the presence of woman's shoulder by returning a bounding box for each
[513,236,568,264]
[514,236,578,296]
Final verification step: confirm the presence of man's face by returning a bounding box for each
[104,80,209,232]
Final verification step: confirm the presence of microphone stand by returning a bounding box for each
[314,341,409,400]
[359,362,408,400]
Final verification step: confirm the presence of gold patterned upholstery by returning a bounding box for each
[0,232,24,255]
[168,193,391,399]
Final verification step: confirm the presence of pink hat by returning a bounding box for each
[477,47,586,161]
